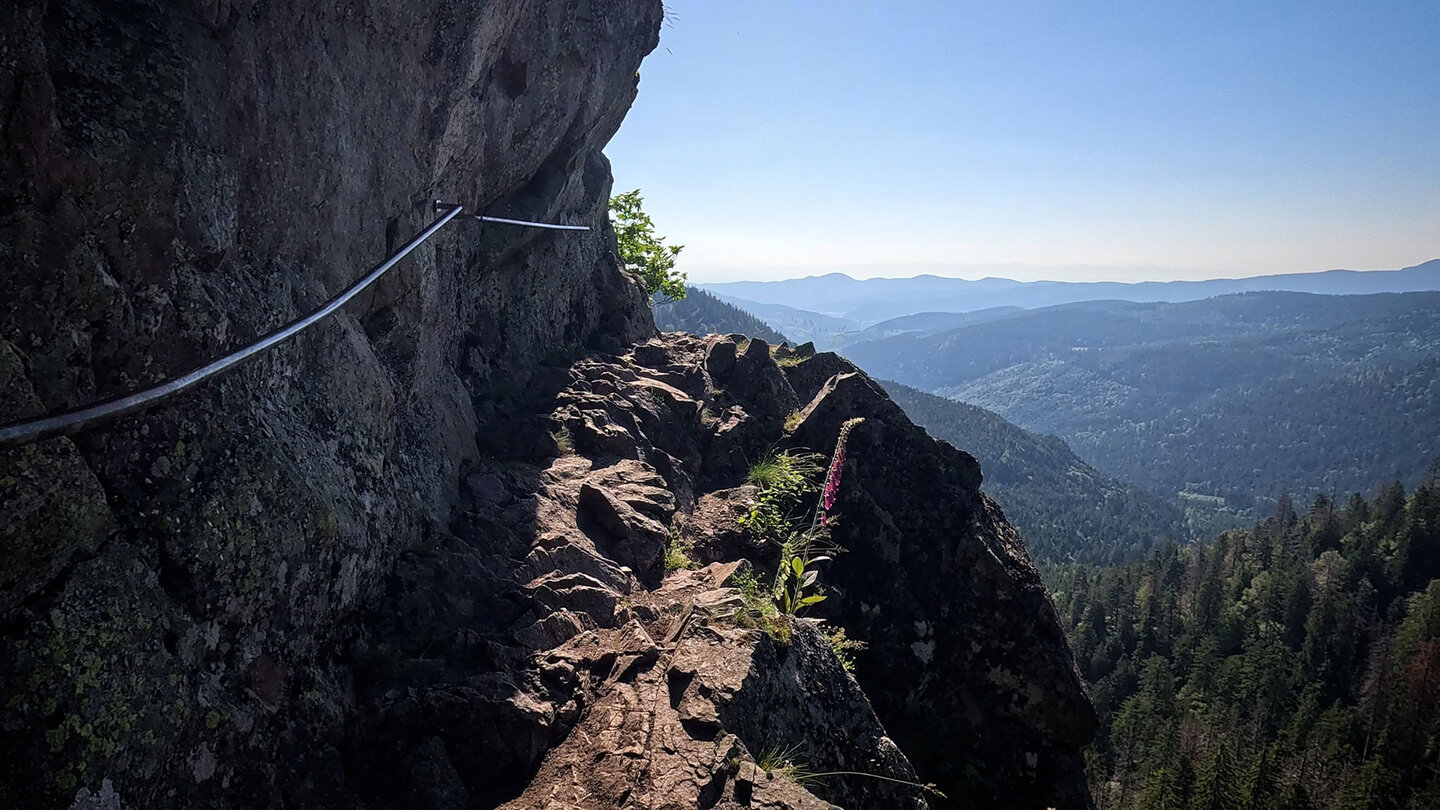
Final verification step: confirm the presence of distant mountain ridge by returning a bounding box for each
[702,259,1440,326]
[846,290,1440,510]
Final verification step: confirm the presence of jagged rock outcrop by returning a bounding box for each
[783,357,1098,808]
[345,336,938,809]
[1,2,1095,808]
[343,333,1094,808]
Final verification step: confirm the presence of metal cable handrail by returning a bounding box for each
[0,202,590,449]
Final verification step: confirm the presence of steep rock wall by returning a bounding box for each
[0,1,658,806]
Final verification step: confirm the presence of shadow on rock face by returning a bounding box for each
[716,626,930,810]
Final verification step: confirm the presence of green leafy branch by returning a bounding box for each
[609,189,686,301]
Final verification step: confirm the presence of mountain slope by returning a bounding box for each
[881,381,1185,564]
[848,292,1440,510]
[652,285,789,343]
[854,307,1027,340]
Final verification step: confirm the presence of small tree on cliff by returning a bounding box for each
[609,189,686,302]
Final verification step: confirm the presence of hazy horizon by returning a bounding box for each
[607,1,1440,285]
[688,259,1437,286]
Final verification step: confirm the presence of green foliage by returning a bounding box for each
[737,421,865,619]
[740,450,822,542]
[664,526,697,572]
[774,543,834,616]
[550,427,573,455]
[821,625,866,673]
[1048,478,1440,809]
[747,451,823,493]
[754,741,948,800]
[729,564,790,643]
[653,285,789,344]
[609,189,685,301]
[1338,756,1402,810]
[1139,765,1189,810]
[1188,744,1238,810]
[1239,747,1277,810]
[756,743,809,779]
[769,419,864,617]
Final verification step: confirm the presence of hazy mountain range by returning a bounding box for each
[701,259,1440,329]
[846,291,1440,508]
[671,260,1440,536]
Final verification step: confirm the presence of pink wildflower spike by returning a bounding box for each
[815,418,865,528]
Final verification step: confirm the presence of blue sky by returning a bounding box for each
[606,0,1440,282]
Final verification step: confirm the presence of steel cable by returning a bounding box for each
[0,202,589,449]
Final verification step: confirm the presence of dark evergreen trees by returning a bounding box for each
[1045,478,1440,809]
[651,286,788,344]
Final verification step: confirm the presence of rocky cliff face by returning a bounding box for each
[0,2,1093,808]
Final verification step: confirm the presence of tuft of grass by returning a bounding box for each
[746,450,822,492]
[775,354,805,368]
[740,450,823,544]
[753,740,948,799]
[730,565,791,643]
[664,526,698,572]
[551,427,574,455]
[757,743,811,779]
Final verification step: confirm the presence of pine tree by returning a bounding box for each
[1173,754,1196,808]
[1338,755,1401,810]
[1239,747,1278,810]
[1189,744,1239,810]
[1400,480,1440,592]
[1141,766,1185,810]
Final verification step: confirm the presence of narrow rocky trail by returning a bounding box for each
[348,332,1092,808]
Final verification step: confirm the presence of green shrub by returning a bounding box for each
[821,625,867,673]
[740,450,822,542]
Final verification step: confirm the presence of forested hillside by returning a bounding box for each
[1044,474,1440,809]
[846,292,1440,512]
[881,381,1188,563]
[652,286,789,343]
